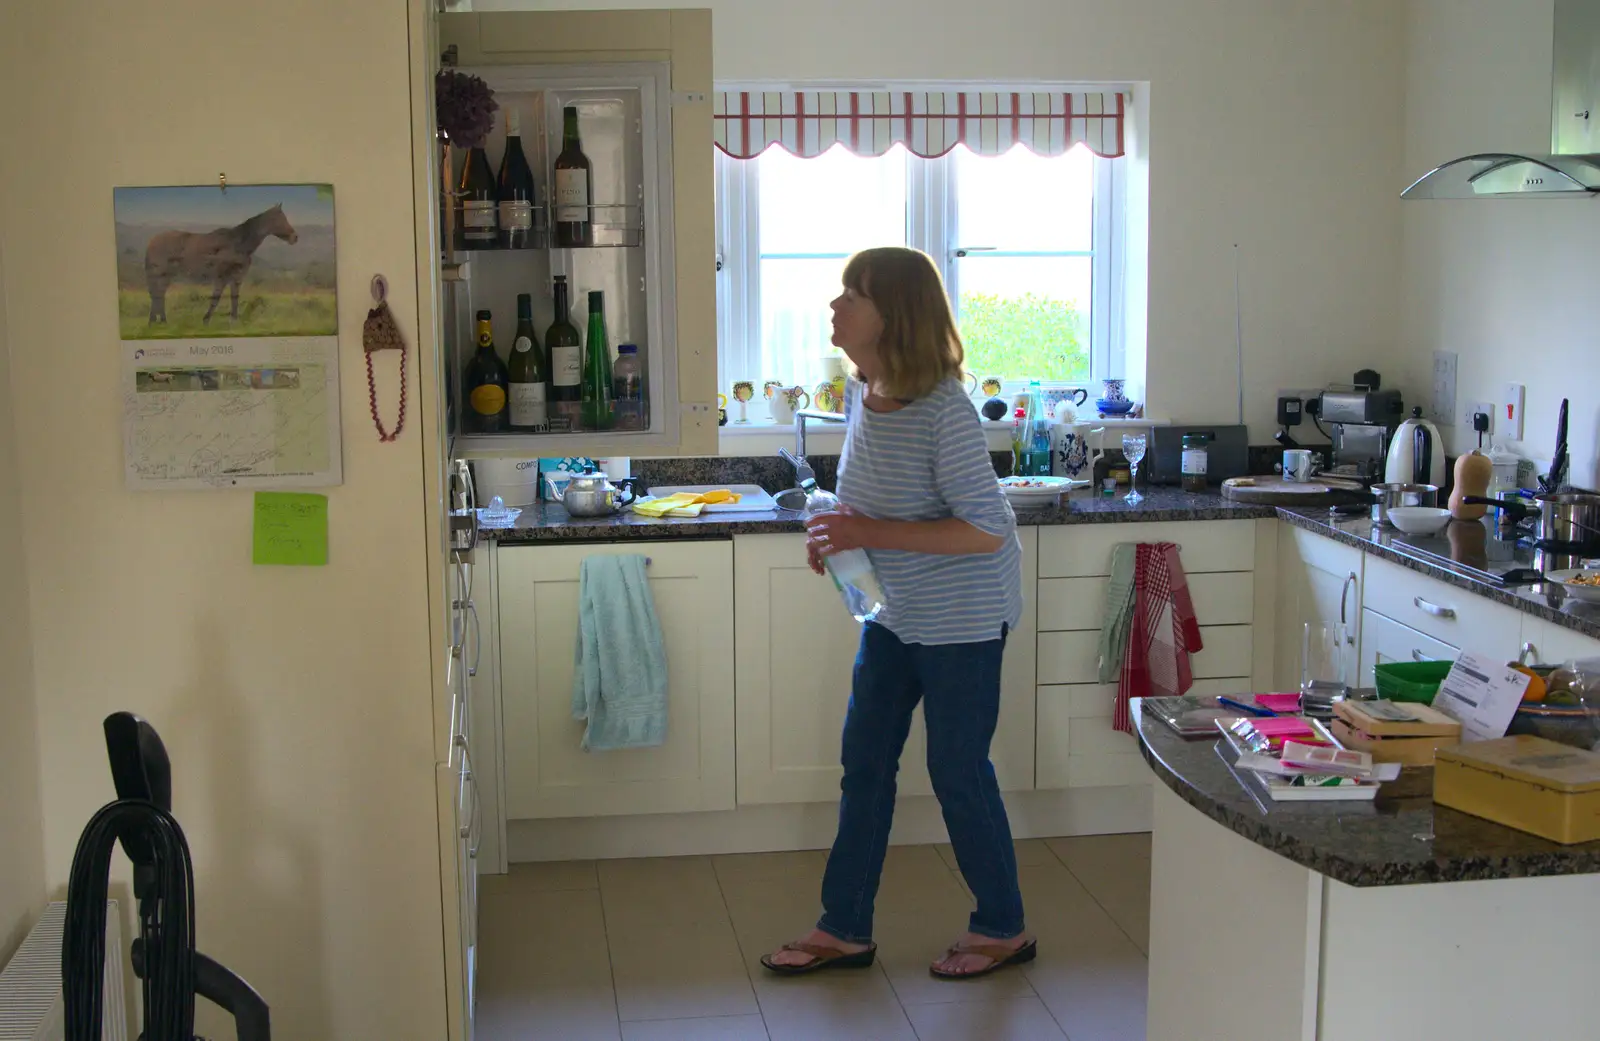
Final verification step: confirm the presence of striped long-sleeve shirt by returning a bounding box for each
[834,377,1023,645]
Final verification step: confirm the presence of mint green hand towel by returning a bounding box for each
[572,554,669,750]
[1097,543,1137,684]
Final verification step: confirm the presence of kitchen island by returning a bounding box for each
[1138,700,1600,1041]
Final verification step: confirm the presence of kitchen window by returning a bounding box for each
[714,88,1128,405]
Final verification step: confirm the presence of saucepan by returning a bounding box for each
[1463,492,1600,545]
[1370,483,1438,526]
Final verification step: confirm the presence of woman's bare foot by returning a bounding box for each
[930,931,1035,977]
[765,928,871,968]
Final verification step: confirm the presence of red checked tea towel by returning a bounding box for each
[1114,542,1204,733]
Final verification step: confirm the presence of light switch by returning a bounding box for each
[1503,383,1526,441]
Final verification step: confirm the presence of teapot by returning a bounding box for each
[546,465,639,518]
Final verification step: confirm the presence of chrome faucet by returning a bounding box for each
[775,408,846,510]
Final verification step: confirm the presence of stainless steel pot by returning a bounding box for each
[1370,482,1439,525]
[1535,493,1600,545]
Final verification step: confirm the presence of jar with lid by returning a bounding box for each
[1181,432,1212,492]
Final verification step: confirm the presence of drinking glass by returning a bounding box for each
[1301,622,1349,715]
[1122,432,1148,504]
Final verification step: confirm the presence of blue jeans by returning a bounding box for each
[817,621,1024,944]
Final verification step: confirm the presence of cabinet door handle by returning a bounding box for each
[1411,648,1429,662]
[1340,572,1358,642]
[466,600,481,678]
[1413,596,1456,619]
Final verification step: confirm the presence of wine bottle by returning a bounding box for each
[507,293,548,432]
[497,110,537,249]
[581,290,614,430]
[462,309,510,433]
[553,106,593,247]
[545,276,582,432]
[457,145,498,250]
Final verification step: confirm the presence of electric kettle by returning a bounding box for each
[1385,407,1446,487]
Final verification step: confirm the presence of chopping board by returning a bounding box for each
[645,484,780,512]
[1221,475,1366,506]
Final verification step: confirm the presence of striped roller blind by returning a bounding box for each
[713,90,1128,160]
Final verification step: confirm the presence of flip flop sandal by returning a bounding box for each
[928,939,1038,980]
[760,941,878,976]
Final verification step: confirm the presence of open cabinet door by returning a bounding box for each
[432,9,716,458]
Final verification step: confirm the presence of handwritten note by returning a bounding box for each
[252,492,328,566]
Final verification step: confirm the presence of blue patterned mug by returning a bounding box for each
[1100,379,1129,403]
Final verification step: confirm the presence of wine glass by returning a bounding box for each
[1122,432,1148,504]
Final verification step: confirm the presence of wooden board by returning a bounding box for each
[1221,475,1366,506]
[645,484,780,512]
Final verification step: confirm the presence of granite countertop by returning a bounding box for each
[482,487,1277,544]
[1278,509,1600,642]
[1135,701,1600,886]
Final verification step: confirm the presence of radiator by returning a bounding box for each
[0,901,126,1041]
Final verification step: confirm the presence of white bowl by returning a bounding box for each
[1545,568,1600,603]
[1387,506,1453,534]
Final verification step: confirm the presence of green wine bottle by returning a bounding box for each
[580,290,613,430]
[507,293,547,431]
[462,309,509,433]
[545,276,582,433]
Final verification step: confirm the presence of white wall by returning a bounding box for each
[0,237,46,965]
[0,2,445,1037]
[1399,0,1598,486]
[489,0,1408,441]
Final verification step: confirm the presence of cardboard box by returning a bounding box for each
[1434,736,1600,845]
[1331,700,1463,766]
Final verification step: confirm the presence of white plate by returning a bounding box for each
[999,476,1075,507]
[1545,568,1600,603]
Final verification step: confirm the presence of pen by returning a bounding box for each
[1217,696,1276,718]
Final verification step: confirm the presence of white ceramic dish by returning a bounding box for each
[1545,568,1600,604]
[1386,506,1452,534]
[999,475,1074,508]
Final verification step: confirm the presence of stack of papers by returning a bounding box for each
[631,489,743,518]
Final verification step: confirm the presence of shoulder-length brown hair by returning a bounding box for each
[841,247,965,400]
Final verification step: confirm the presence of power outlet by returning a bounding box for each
[1464,399,1495,439]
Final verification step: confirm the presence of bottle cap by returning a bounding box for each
[588,290,604,308]
[618,343,638,353]
[475,309,491,320]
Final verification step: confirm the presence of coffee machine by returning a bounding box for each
[1317,372,1405,482]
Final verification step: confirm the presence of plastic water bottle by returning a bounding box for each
[805,488,886,622]
[612,343,646,431]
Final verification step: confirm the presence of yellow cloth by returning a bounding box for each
[629,489,741,518]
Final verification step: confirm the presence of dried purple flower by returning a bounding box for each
[436,70,498,149]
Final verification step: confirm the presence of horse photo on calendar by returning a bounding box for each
[113,183,336,340]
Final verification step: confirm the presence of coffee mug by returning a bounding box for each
[961,373,978,396]
[770,385,811,424]
[1283,448,1314,482]
[813,381,840,414]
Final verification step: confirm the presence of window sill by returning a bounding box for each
[714,415,1159,457]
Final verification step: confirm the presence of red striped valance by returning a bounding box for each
[714,91,1127,160]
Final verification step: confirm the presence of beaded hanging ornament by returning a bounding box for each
[363,275,407,442]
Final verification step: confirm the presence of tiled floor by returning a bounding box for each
[476,834,1151,1041]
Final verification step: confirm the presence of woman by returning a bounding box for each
[761,247,1033,981]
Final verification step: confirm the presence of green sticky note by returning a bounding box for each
[252,492,328,566]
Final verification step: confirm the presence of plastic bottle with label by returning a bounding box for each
[805,488,886,623]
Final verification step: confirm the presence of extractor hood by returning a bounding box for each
[1403,0,1600,199]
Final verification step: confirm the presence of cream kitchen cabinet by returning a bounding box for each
[1519,616,1600,668]
[731,529,1038,805]
[496,541,734,818]
[1356,607,1460,687]
[1360,555,1525,662]
[1275,524,1363,691]
[1035,519,1268,789]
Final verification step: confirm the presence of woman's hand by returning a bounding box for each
[806,537,826,576]
[805,504,878,558]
